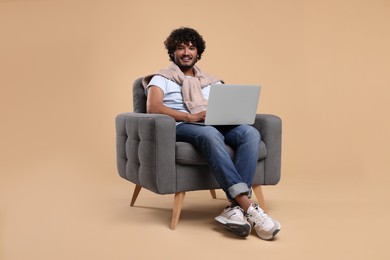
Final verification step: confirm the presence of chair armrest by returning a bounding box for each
[252,114,282,185]
[116,113,177,194]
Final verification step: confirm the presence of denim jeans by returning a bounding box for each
[176,123,260,201]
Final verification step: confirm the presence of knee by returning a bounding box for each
[240,125,261,142]
[249,127,261,142]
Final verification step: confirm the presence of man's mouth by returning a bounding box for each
[181,56,192,62]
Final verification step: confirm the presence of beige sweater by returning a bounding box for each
[142,63,222,114]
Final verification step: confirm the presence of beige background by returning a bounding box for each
[1,0,389,259]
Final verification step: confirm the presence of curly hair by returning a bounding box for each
[164,27,206,61]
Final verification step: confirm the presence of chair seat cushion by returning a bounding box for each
[175,141,267,165]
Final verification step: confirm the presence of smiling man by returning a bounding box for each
[171,42,198,70]
[141,27,281,240]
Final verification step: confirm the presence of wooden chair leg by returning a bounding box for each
[171,192,186,230]
[130,185,142,206]
[209,189,217,199]
[252,185,268,213]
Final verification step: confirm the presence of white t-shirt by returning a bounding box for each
[146,75,219,114]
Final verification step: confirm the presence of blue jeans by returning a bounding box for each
[176,123,260,201]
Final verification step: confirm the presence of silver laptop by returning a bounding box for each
[202,84,261,125]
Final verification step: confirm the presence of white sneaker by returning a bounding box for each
[246,204,281,240]
[215,206,251,237]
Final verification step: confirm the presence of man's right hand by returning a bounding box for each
[187,111,206,122]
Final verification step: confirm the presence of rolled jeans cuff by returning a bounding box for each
[227,183,251,200]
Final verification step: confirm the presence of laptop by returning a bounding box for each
[201,84,261,125]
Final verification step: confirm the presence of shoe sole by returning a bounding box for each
[224,223,251,237]
[215,216,251,237]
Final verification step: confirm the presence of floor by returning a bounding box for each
[1,159,389,260]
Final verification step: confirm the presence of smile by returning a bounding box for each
[181,56,192,62]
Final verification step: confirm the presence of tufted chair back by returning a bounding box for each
[132,78,147,113]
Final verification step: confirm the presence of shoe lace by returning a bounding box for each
[249,206,269,227]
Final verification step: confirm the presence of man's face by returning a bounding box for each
[172,42,198,70]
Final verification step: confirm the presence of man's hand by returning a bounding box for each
[187,111,206,122]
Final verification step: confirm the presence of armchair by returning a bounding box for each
[115,78,282,229]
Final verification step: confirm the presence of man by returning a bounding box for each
[142,27,281,240]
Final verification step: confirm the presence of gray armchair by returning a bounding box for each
[115,78,282,230]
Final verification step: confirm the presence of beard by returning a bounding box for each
[174,56,198,70]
